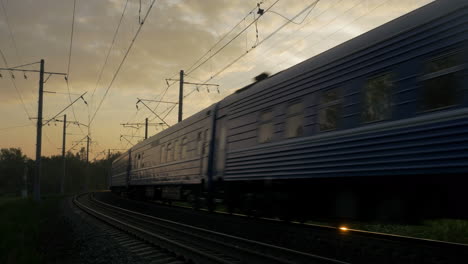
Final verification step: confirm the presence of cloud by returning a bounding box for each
[0,0,433,158]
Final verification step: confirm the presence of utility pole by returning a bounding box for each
[86,135,90,191]
[108,148,111,189]
[166,73,218,124]
[86,135,90,164]
[145,118,148,139]
[1,60,67,201]
[178,70,184,123]
[60,114,66,194]
[33,59,44,202]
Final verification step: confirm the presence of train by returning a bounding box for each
[111,0,468,221]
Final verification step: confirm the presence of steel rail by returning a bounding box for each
[80,193,347,264]
[74,193,231,264]
[108,193,468,251]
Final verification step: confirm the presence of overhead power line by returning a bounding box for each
[89,0,158,127]
[142,1,276,127]
[0,0,20,61]
[185,2,264,74]
[186,0,280,76]
[0,48,34,120]
[271,0,391,71]
[0,1,34,121]
[234,0,346,72]
[89,0,129,119]
[65,0,87,137]
[184,0,320,99]
[66,0,77,79]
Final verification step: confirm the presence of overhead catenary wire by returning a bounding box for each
[268,6,317,25]
[0,48,34,120]
[43,130,59,150]
[7,61,41,69]
[89,0,158,127]
[67,135,88,152]
[212,0,351,91]
[185,2,265,74]
[89,0,130,122]
[271,0,391,72]
[240,0,346,66]
[101,0,156,155]
[186,0,281,76]
[0,1,35,120]
[143,1,276,126]
[183,0,320,99]
[65,0,87,137]
[0,0,20,61]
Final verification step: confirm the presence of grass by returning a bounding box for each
[342,219,468,244]
[170,200,468,244]
[0,195,65,264]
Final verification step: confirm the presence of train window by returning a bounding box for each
[197,132,203,156]
[285,103,304,138]
[202,129,210,155]
[319,88,341,131]
[181,138,187,159]
[258,110,273,143]
[160,145,166,163]
[421,52,460,111]
[167,142,172,162]
[362,73,392,122]
[174,140,179,161]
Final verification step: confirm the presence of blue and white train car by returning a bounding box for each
[112,0,468,219]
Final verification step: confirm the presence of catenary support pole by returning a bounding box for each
[86,136,90,164]
[145,117,148,139]
[178,70,184,123]
[60,114,67,194]
[86,135,90,191]
[108,149,111,189]
[33,59,44,202]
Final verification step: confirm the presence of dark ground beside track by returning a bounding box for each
[0,195,145,264]
[0,195,78,264]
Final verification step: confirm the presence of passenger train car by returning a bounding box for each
[112,0,468,220]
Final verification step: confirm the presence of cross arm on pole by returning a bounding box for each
[43,92,87,126]
[136,98,170,127]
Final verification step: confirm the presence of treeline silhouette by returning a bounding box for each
[0,147,121,196]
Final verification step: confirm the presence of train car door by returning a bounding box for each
[200,129,210,181]
[214,116,227,180]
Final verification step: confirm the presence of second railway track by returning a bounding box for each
[74,192,347,264]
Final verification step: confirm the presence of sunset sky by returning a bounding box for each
[0,0,432,160]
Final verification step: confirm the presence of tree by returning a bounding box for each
[0,148,28,196]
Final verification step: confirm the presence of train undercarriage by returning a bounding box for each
[111,174,466,223]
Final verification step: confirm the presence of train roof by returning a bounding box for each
[218,0,466,107]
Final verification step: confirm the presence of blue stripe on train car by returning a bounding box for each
[224,109,468,180]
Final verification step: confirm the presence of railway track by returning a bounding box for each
[74,192,347,264]
[92,192,468,263]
